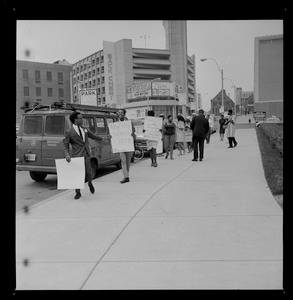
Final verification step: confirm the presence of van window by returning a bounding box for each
[96,117,106,134]
[24,116,43,135]
[45,116,65,135]
[83,116,96,132]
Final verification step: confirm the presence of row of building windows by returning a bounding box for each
[22,69,64,84]
[73,55,104,74]
[23,86,64,98]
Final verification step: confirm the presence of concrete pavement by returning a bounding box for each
[16,125,283,290]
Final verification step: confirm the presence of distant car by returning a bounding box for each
[256,116,282,127]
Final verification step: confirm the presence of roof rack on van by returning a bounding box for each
[22,101,119,114]
[63,103,119,114]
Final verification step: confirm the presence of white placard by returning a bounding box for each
[108,120,134,153]
[55,157,85,190]
[143,116,162,141]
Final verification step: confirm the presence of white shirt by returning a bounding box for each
[73,124,86,141]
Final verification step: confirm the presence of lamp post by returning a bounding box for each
[201,58,224,114]
[224,77,236,115]
[146,77,161,111]
[140,35,150,48]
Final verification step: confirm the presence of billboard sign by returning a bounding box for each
[126,83,151,100]
[80,89,97,106]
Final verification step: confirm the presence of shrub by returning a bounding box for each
[259,123,283,157]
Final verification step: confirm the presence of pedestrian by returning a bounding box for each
[143,110,161,167]
[185,118,193,152]
[205,114,214,144]
[116,108,136,183]
[218,114,227,141]
[175,114,186,155]
[226,109,238,148]
[190,109,209,161]
[63,111,105,199]
[162,114,176,160]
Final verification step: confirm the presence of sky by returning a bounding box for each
[16,20,283,110]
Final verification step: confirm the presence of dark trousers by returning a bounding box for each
[192,136,205,160]
[76,155,92,194]
[228,137,237,147]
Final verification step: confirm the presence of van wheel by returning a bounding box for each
[90,160,97,180]
[29,171,47,182]
[115,159,122,169]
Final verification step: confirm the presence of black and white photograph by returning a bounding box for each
[14,18,284,292]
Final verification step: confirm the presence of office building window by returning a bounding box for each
[101,77,105,83]
[46,71,52,82]
[23,86,29,96]
[47,88,53,97]
[101,66,104,73]
[101,56,104,63]
[93,69,95,76]
[58,72,63,84]
[96,57,99,64]
[93,79,96,86]
[22,69,28,80]
[88,71,91,78]
[59,88,64,98]
[36,87,42,97]
[97,67,100,74]
[35,70,41,83]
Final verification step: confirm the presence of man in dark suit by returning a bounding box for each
[190,109,210,161]
[63,111,104,199]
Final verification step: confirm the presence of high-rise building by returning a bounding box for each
[71,21,196,118]
[254,34,283,119]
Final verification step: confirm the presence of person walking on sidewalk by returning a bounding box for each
[64,111,104,200]
[117,108,136,183]
[226,109,238,148]
[219,114,227,141]
[143,110,161,167]
[175,114,186,156]
[162,114,176,160]
[190,109,209,161]
[205,114,213,144]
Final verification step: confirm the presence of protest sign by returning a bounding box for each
[143,116,162,141]
[108,120,134,153]
[55,157,85,189]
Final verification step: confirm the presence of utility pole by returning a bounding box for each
[140,35,150,48]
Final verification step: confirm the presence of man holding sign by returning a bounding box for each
[109,108,136,183]
[63,111,104,199]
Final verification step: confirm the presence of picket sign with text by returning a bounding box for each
[108,120,134,153]
[143,116,162,141]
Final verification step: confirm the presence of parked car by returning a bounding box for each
[16,102,121,182]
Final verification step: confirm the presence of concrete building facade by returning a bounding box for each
[16,60,72,124]
[254,34,283,119]
[71,21,196,118]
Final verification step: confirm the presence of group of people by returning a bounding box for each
[63,108,237,200]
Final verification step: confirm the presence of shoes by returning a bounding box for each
[234,142,238,147]
[192,159,198,161]
[154,162,158,167]
[228,146,233,148]
[199,158,203,161]
[151,162,155,167]
[74,192,81,200]
[120,178,130,184]
[88,183,95,194]
[170,157,174,160]
[165,154,169,159]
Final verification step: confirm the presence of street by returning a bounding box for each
[15,164,124,213]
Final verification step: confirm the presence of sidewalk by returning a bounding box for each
[16,127,283,290]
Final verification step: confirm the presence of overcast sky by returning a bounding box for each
[16,20,283,110]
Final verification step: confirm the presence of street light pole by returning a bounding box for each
[224,77,236,115]
[201,58,224,114]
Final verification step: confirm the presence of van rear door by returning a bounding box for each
[42,115,66,167]
[19,115,43,166]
